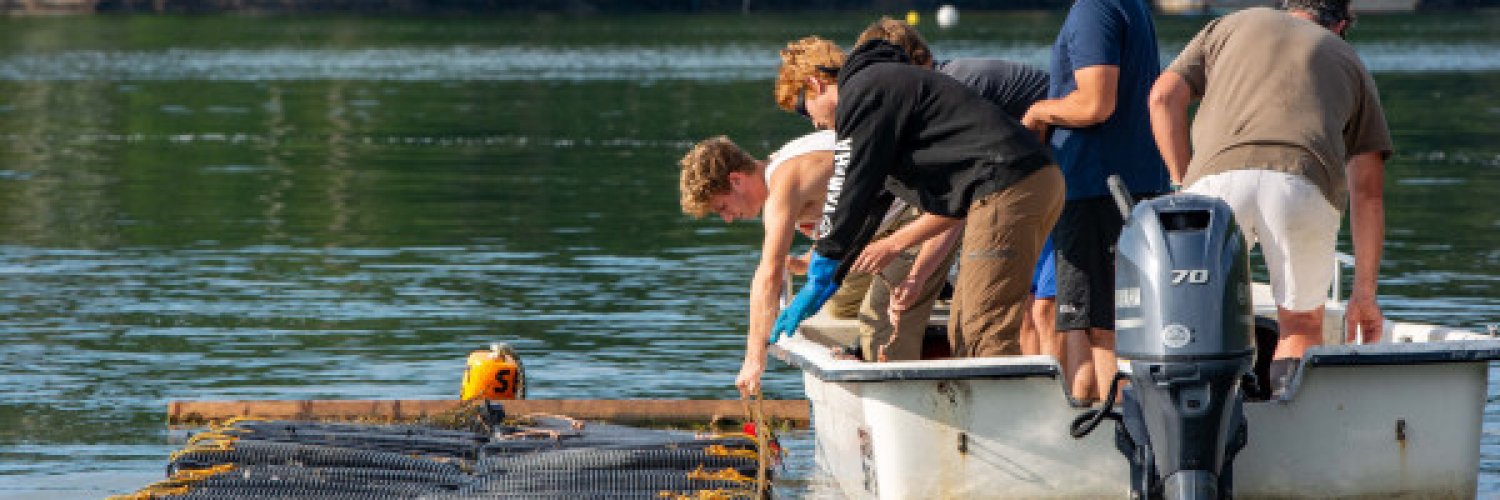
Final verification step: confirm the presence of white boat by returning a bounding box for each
[771,279,1500,498]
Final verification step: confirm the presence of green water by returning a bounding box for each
[0,11,1496,498]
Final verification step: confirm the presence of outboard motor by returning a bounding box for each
[1110,194,1255,499]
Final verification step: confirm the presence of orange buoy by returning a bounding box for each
[461,343,524,400]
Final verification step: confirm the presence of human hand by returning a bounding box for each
[1345,291,1383,344]
[1020,108,1050,141]
[735,358,766,398]
[886,277,920,322]
[770,253,841,342]
[851,237,902,275]
[878,276,920,362]
[786,253,810,275]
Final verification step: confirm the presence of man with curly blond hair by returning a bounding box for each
[851,17,1071,372]
[680,131,951,398]
[773,36,845,124]
[769,37,1063,371]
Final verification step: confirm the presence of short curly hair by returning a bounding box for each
[679,136,759,218]
[774,36,846,114]
[855,17,933,67]
[1282,0,1354,27]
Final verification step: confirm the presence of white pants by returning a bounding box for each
[1185,170,1341,312]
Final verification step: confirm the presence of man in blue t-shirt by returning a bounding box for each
[1021,0,1170,404]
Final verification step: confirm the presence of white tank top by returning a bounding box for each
[762,130,908,236]
[765,130,836,184]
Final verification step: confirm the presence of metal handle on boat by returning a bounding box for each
[1331,252,1355,303]
[1106,175,1134,220]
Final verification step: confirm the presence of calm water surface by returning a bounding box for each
[0,11,1496,498]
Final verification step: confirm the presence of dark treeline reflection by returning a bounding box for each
[0,78,805,253]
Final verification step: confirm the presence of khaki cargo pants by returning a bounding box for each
[856,205,959,361]
[950,165,1064,357]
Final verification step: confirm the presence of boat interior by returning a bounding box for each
[784,280,1499,403]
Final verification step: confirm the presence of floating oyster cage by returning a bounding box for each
[115,401,780,499]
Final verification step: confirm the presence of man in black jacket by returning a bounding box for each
[771,39,1065,358]
[854,17,1068,366]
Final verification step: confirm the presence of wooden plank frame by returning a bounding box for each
[167,399,810,428]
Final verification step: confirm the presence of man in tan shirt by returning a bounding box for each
[1148,0,1391,396]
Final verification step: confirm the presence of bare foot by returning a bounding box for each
[829,344,863,361]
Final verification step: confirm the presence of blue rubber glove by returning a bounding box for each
[770,252,841,343]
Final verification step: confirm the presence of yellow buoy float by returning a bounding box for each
[905,9,920,25]
[461,342,525,400]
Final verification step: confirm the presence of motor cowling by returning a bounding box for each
[1113,194,1254,500]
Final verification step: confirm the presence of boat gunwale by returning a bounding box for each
[772,332,1500,384]
[1303,338,1500,366]
[770,336,1060,383]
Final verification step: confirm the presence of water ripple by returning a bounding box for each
[1,42,1496,82]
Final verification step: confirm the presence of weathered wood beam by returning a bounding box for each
[168,399,810,428]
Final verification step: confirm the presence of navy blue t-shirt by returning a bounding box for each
[1048,0,1169,200]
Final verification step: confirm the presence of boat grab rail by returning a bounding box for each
[1331,251,1355,303]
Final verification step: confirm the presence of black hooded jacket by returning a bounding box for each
[813,40,1053,270]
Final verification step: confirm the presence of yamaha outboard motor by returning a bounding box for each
[1111,194,1255,499]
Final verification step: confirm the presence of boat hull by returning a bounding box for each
[804,369,1126,498]
[777,314,1498,499]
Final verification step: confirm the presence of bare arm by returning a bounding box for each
[736,186,795,396]
[1349,152,1385,296]
[849,213,963,275]
[737,153,830,397]
[895,222,962,301]
[1344,151,1386,343]
[1148,71,1195,185]
[1021,65,1120,132]
[884,221,962,357]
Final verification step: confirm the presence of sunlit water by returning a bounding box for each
[0,11,1495,499]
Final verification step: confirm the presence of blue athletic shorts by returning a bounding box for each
[1031,236,1056,299]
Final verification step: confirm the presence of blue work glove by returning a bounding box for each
[770,252,841,343]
